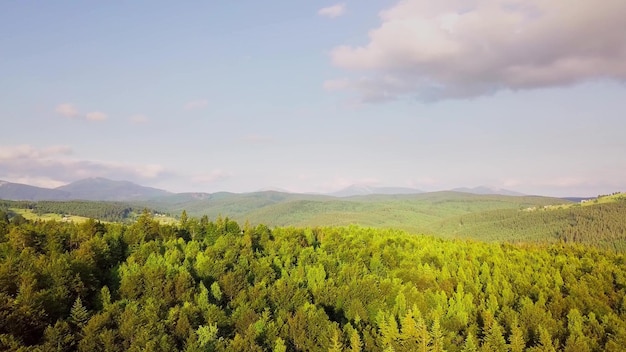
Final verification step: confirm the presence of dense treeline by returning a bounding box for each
[0,200,138,222]
[1,212,625,351]
[431,201,626,251]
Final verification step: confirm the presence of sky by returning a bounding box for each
[1,0,626,197]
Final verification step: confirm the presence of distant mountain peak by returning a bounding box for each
[53,177,171,201]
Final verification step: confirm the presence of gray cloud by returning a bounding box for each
[327,0,626,101]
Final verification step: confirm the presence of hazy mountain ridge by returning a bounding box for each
[0,177,170,201]
[0,180,71,201]
[0,178,576,206]
[451,186,525,196]
[55,177,171,201]
[331,185,424,197]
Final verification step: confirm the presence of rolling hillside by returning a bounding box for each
[428,194,626,250]
[141,191,570,233]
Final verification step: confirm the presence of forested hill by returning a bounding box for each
[140,191,569,231]
[1,213,625,351]
[4,193,626,251]
[0,199,147,222]
[429,196,626,251]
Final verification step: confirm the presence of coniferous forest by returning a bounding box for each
[1,210,625,351]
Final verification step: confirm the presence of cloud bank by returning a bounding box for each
[0,144,166,188]
[327,0,626,101]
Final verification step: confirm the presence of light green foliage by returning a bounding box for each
[273,337,287,352]
[1,214,625,351]
[563,308,591,352]
[306,264,327,291]
[462,333,478,352]
[196,323,218,347]
[481,320,507,352]
[509,321,525,352]
[349,329,362,352]
[430,317,446,352]
[328,329,344,352]
[210,281,223,302]
[100,285,111,308]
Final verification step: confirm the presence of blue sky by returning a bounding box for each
[1,1,625,197]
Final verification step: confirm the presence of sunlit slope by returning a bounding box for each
[429,197,626,250]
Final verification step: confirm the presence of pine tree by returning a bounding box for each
[197,323,218,348]
[482,320,507,352]
[564,309,590,352]
[70,297,90,328]
[274,337,287,352]
[211,281,223,302]
[462,333,478,352]
[42,321,75,351]
[329,329,344,352]
[378,311,399,349]
[349,329,362,352]
[534,326,556,352]
[100,285,111,308]
[416,311,431,352]
[509,322,525,352]
[430,318,446,352]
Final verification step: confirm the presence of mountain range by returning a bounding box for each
[1,178,586,236]
[0,177,528,202]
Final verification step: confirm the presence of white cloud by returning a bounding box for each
[55,103,80,118]
[129,114,149,124]
[85,111,108,121]
[318,3,346,18]
[184,99,208,111]
[55,104,108,121]
[0,144,167,186]
[328,0,626,101]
